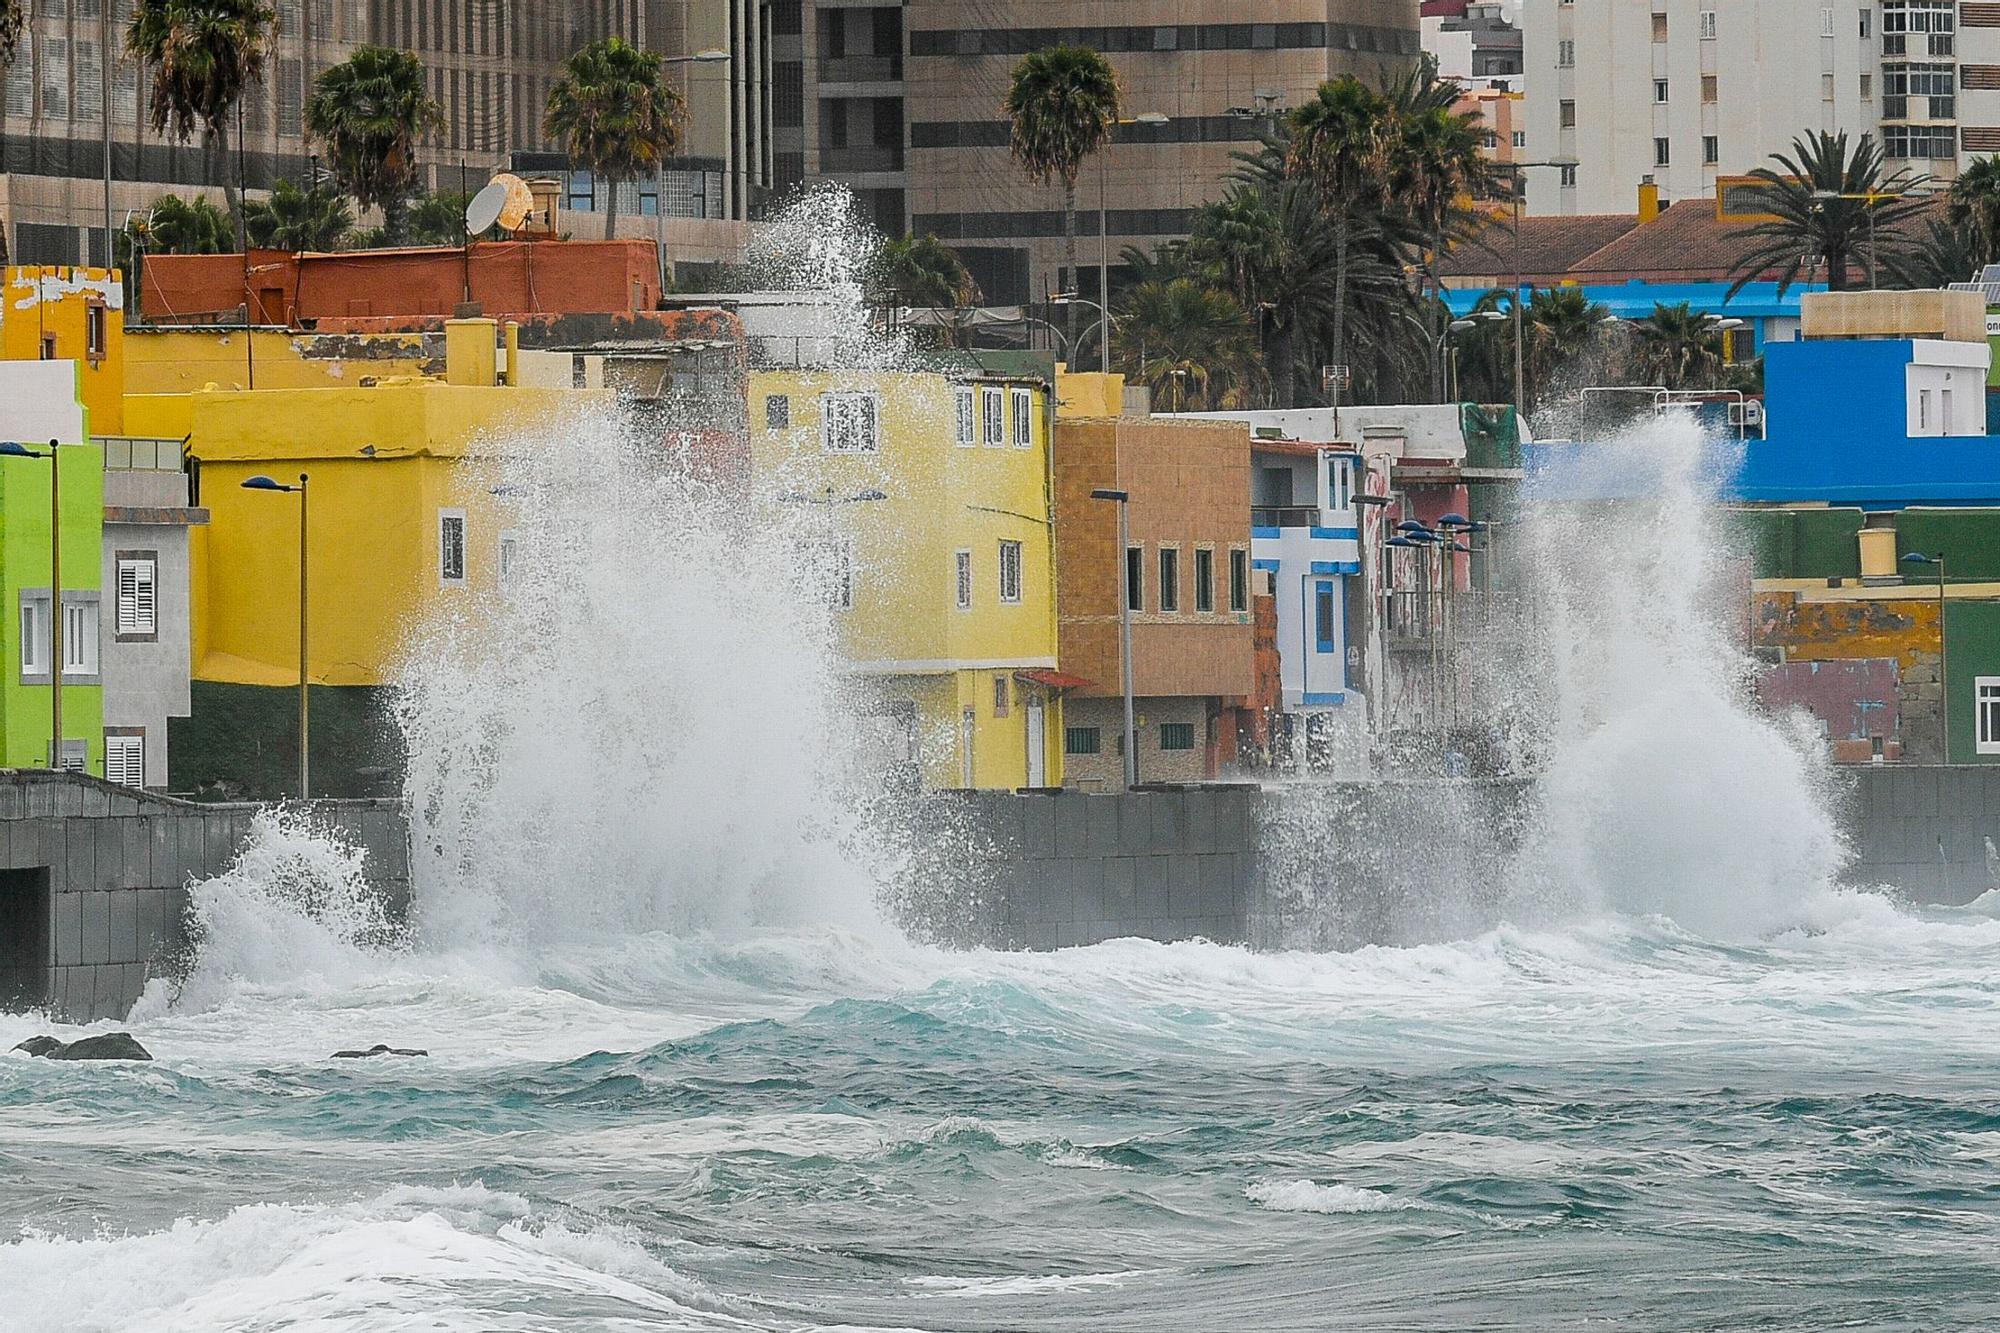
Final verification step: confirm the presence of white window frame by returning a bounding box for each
[62,598,98,679]
[116,557,157,636]
[820,391,880,454]
[1699,9,1717,38]
[953,386,975,447]
[1978,677,2000,755]
[811,537,854,610]
[1557,38,1574,66]
[954,548,972,610]
[1010,386,1033,448]
[497,530,518,586]
[998,539,1023,604]
[1158,545,1180,613]
[1328,458,1351,512]
[438,508,467,585]
[105,733,144,788]
[981,386,1005,447]
[19,594,49,678]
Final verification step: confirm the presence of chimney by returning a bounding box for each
[1638,175,1661,224]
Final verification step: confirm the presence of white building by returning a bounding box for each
[1424,0,1525,92]
[1523,0,1977,217]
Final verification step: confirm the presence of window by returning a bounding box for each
[1883,0,1956,57]
[1512,130,1526,148]
[954,386,975,446]
[1821,6,1835,36]
[764,394,790,429]
[1557,38,1574,66]
[105,734,144,788]
[86,304,107,361]
[1979,678,2000,755]
[1942,388,1955,434]
[1010,386,1032,448]
[981,387,1005,446]
[1883,123,1957,159]
[821,392,879,453]
[955,549,972,608]
[1654,79,1670,103]
[1654,138,1671,167]
[1699,9,1717,38]
[1862,73,1873,98]
[993,674,1010,718]
[1881,62,1955,120]
[63,600,98,678]
[115,557,156,636]
[1328,459,1351,511]
[1702,74,1718,102]
[1158,547,1179,612]
[998,540,1022,603]
[1159,722,1196,751]
[1194,548,1214,612]
[1065,725,1101,755]
[808,538,854,609]
[1314,581,1336,654]
[1126,546,1144,611]
[1861,9,1872,39]
[1919,388,1932,430]
[1559,99,1577,129]
[1229,549,1248,613]
[498,531,518,586]
[1703,135,1719,164]
[438,509,466,584]
[1651,13,1667,41]
[19,596,47,677]
[1560,163,1579,188]
[1823,72,1836,100]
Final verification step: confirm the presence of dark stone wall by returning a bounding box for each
[1837,766,2000,904]
[170,682,404,801]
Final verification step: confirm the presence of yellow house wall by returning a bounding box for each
[188,380,595,685]
[124,328,438,394]
[749,368,1064,789]
[1,266,124,433]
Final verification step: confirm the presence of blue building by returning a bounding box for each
[1249,437,1363,711]
[1442,280,1816,362]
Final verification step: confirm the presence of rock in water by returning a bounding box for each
[332,1044,429,1059]
[14,1033,153,1061]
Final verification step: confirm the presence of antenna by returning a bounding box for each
[465,181,510,237]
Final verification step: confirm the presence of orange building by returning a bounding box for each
[1053,414,1256,790]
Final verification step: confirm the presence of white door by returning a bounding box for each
[1025,701,1046,787]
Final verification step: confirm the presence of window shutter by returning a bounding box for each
[106,736,145,787]
[117,559,157,635]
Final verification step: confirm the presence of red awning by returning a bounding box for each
[1015,668,1093,690]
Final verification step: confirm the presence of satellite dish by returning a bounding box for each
[465,181,509,236]
[488,173,534,231]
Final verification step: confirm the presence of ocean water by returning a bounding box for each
[6,889,2000,1332]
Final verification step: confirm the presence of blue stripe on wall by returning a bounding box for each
[1309,561,1361,575]
[1310,526,1360,540]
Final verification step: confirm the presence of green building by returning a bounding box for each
[0,361,104,774]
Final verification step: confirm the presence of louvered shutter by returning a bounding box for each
[117,559,157,635]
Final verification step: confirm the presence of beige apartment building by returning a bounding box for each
[796,0,1421,306]
[1523,0,2000,218]
[0,0,766,267]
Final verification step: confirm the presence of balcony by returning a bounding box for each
[1251,505,1324,529]
[94,436,184,472]
[820,145,905,174]
[818,54,902,83]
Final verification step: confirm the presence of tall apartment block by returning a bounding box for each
[0,0,770,266]
[1524,0,1995,218]
[797,0,1421,306]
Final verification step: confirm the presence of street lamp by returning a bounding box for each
[653,49,731,278]
[1051,292,1110,369]
[1810,187,1931,289]
[1093,111,1170,372]
[242,473,310,798]
[1904,550,1949,761]
[662,49,731,64]
[0,440,63,769]
[1090,487,1138,788]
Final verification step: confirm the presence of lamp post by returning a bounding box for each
[1809,187,1932,290]
[1091,487,1138,788]
[243,474,310,798]
[1051,292,1110,369]
[1904,550,1949,761]
[1093,112,1169,371]
[656,49,732,273]
[0,440,63,769]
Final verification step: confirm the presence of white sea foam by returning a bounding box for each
[1246,1179,1426,1215]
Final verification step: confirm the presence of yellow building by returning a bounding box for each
[749,368,1066,790]
[152,319,605,796]
[1,266,124,433]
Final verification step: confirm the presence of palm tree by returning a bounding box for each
[127,0,275,251]
[1632,302,1724,391]
[244,180,353,251]
[545,37,686,241]
[117,192,233,308]
[1883,214,1985,289]
[1287,78,1392,405]
[1114,277,1263,412]
[304,45,443,245]
[1391,98,1489,399]
[1003,45,1121,348]
[869,234,980,308]
[1946,154,2000,271]
[1727,130,1929,296]
[1525,287,1613,406]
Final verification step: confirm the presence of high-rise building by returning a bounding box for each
[1422,0,1523,92]
[0,1,769,266]
[1522,0,1982,218]
[795,0,1421,307]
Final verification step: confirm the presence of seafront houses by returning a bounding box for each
[146,319,607,797]
[1050,400,1256,790]
[746,367,1065,791]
